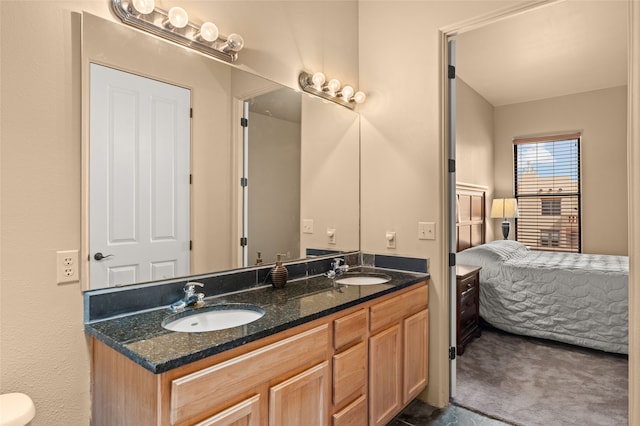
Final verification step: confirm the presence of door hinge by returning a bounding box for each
[448,159,456,173]
[240,237,248,247]
[189,174,193,184]
[449,347,456,360]
[240,177,248,187]
[448,65,456,79]
[449,253,456,267]
[240,117,248,127]
[189,240,193,251]
[190,108,193,118]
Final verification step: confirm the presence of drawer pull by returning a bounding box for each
[460,287,475,298]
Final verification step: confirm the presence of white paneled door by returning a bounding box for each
[90,64,190,288]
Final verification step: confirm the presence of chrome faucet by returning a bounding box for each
[326,258,349,279]
[169,282,205,312]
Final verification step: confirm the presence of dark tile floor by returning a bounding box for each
[390,398,512,426]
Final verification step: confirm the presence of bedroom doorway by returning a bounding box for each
[444,0,631,422]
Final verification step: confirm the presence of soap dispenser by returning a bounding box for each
[270,253,288,289]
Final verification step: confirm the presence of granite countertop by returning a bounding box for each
[85,267,428,374]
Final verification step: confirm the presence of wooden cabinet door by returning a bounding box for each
[269,361,329,426]
[369,324,401,426]
[333,341,367,408]
[195,394,260,426]
[403,309,428,404]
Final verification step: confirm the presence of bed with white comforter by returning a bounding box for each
[456,240,628,354]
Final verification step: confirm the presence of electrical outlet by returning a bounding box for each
[57,250,79,284]
[302,219,314,234]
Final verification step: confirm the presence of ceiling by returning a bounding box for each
[455,0,628,107]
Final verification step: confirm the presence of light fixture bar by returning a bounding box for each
[299,71,365,110]
[111,0,241,63]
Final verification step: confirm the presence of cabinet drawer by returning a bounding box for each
[370,284,428,333]
[457,274,477,294]
[332,395,367,426]
[334,309,367,350]
[170,324,329,425]
[333,341,367,407]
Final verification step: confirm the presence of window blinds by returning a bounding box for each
[513,134,581,252]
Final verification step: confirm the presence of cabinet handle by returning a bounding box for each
[461,287,475,298]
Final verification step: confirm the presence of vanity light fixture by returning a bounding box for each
[299,71,366,109]
[111,0,244,63]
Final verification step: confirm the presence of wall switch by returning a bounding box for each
[302,219,314,234]
[57,250,79,284]
[386,231,396,249]
[327,228,336,244]
[418,222,436,240]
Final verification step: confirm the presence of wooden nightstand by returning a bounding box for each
[456,264,482,355]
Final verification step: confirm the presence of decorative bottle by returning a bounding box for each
[270,253,288,289]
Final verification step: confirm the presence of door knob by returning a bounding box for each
[94,252,114,261]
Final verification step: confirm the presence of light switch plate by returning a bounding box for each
[418,222,436,240]
[386,231,396,249]
[327,228,336,244]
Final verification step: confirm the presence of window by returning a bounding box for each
[541,198,561,216]
[514,134,581,252]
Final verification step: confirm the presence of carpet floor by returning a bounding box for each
[454,327,628,426]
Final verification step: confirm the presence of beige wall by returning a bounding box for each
[494,86,628,254]
[456,78,495,238]
[0,1,358,424]
[358,0,527,407]
[300,95,360,255]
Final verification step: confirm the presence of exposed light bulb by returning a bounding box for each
[131,0,155,15]
[353,91,366,104]
[326,79,341,95]
[196,22,219,42]
[167,6,189,29]
[222,33,245,52]
[311,72,325,89]
[340,85,354,101]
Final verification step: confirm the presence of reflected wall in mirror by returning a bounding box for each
[82,13,359,290]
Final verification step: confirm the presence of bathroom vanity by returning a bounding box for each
[86,268,428,426]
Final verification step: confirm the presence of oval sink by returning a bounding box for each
[335,273,392,286]
[162,304,265,332]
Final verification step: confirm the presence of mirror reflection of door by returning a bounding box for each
[89,64,191,288]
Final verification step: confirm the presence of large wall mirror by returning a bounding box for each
[81,13,360,290]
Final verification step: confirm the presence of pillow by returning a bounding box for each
[482,240,529,260]
[457,240,528,268]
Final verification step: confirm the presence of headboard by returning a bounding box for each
[456,183,487,252]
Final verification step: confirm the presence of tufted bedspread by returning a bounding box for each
[457,240,628,354]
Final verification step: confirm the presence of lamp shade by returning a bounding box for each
[490,198,519,219]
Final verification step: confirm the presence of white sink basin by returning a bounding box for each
[335,273,391,286]
[162,305,264,332]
